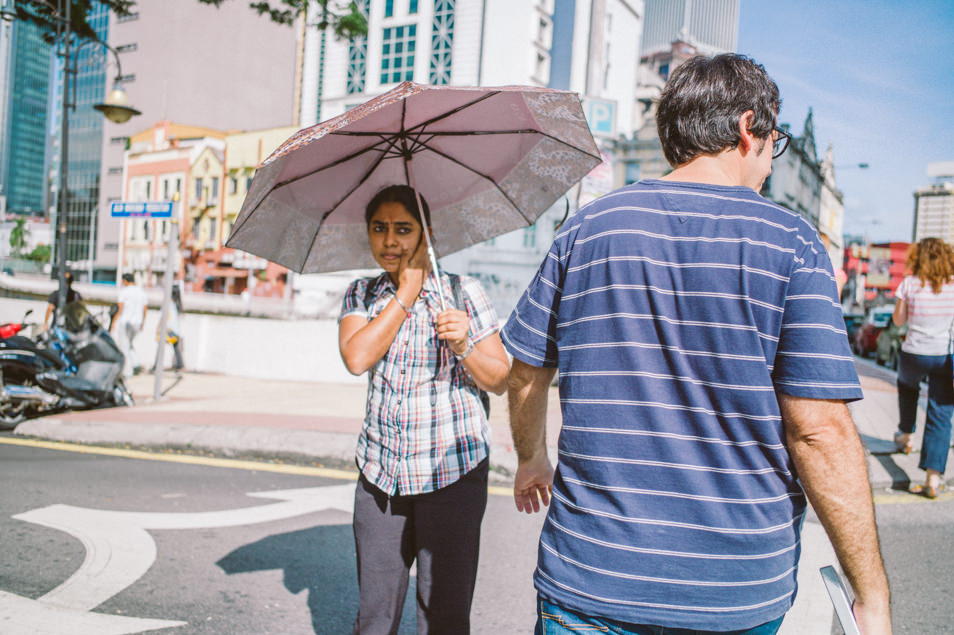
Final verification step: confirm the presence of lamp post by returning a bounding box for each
[1,0,140,323]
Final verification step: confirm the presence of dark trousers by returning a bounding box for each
[898,351,954,473]
[352,459,489,635]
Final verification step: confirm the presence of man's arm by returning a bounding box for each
[779,394,892,634]
[508,359,556,513]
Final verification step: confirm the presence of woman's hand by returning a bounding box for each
[436,309,471,355]
[396,237,430,300]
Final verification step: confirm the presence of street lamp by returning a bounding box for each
[3,0,140,322]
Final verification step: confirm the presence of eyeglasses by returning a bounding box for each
[772,126,792,159]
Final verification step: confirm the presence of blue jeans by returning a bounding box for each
[897,351,954,474]
[535,597,784,635]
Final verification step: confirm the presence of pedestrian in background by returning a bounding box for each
[113,273,148,377]
[43,271,82,329]
[156,282,184,373]
[504,54,891,634]
[338,185,509,634]
[892,237,954,499]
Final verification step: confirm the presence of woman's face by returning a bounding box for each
[367,201,424,277]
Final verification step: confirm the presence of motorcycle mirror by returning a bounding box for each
[24,309,33,319]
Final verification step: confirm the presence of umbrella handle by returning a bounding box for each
[405,159,447,311]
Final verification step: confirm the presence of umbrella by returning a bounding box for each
[226,81,601,289]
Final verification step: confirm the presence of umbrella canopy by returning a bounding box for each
[226,81,601,274]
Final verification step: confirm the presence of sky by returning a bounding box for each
[736,0,954,243]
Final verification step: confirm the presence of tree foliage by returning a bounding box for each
[26,244,52,262]
[7,1,136,42]
[8,218,29,255]
[197,0,367,39]
[8,0,366,43]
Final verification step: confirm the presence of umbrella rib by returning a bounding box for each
[316,143,393,224]
[422,143,534,225]
[332,129,601,162]
[419,129,604,162]
[404,90,501,133]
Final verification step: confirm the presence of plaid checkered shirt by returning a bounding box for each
[339,271,499,495]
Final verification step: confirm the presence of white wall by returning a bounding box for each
[0,298,361,385]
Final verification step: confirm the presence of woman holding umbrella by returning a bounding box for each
[338,185,509,633]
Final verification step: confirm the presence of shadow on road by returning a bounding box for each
[217,525,416,634]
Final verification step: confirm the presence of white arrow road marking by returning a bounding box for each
[5,483,356,634]
[0,590,185,635]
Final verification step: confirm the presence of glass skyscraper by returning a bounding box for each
[2,17,52,216]
[50,2,110,264]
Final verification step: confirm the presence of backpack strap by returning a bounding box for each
[447,273,465,312]
[445,273,491,418]
[362,276,383,312]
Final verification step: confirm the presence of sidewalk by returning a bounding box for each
[12,370,563,485]
[12,358,950,490]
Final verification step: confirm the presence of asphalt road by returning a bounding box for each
[0,439,542,634]
[3,437,953,634]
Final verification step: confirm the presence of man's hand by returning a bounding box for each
[514,452,554,513]
[780,394,891,634]
[508,359,557,513]
[854,598,892,635]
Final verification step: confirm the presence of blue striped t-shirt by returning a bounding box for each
[502,180,862,631]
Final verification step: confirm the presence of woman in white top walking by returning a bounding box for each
[892,237,954,499]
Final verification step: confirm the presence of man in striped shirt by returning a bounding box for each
[504,54,891,634]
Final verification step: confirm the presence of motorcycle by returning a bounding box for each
[0,302,134,429]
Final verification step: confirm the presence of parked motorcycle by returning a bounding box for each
[0,303,133,428]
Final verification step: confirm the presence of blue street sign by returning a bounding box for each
[582,97,617,138]
[110,201,174,218]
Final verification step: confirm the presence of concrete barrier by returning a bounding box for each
[0,298,361,385]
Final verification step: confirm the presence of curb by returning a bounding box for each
[13,417,530,488]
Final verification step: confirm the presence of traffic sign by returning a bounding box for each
[110,201,174,218]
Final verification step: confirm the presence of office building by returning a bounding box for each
[297,0,645,315]
[0,14,52,217]
[96,0,299,281]
[640,0,738,56]
[913,162,954,243]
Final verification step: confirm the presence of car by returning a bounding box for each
[852,306,895,357]
[876,321,907,370]
[843,312,865,346]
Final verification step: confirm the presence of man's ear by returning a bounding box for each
[737,110,756,153]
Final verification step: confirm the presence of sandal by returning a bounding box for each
[909,483,942,499]
[893,432,912,454]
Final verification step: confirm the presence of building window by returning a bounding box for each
[430,0,454,85]
[110,136,129,145]
[246,176,253,192]
[117,74,136,83]
[229,177,238,195]
[381,25,416,84]
[107,166,123,175]
[409,0,419,13]
[209,218,217,242]
[385,0,394,17]
[117,12,139,23]
[347,0,370,94]
[194,177,203,200]
[211,176,220,201]
[523,225,536,248]
[534,52,547,82]
[115,43,137,53]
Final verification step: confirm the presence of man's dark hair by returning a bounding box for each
[656,54,780,167]
[365,185,431,228]
[122,273,135,284]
